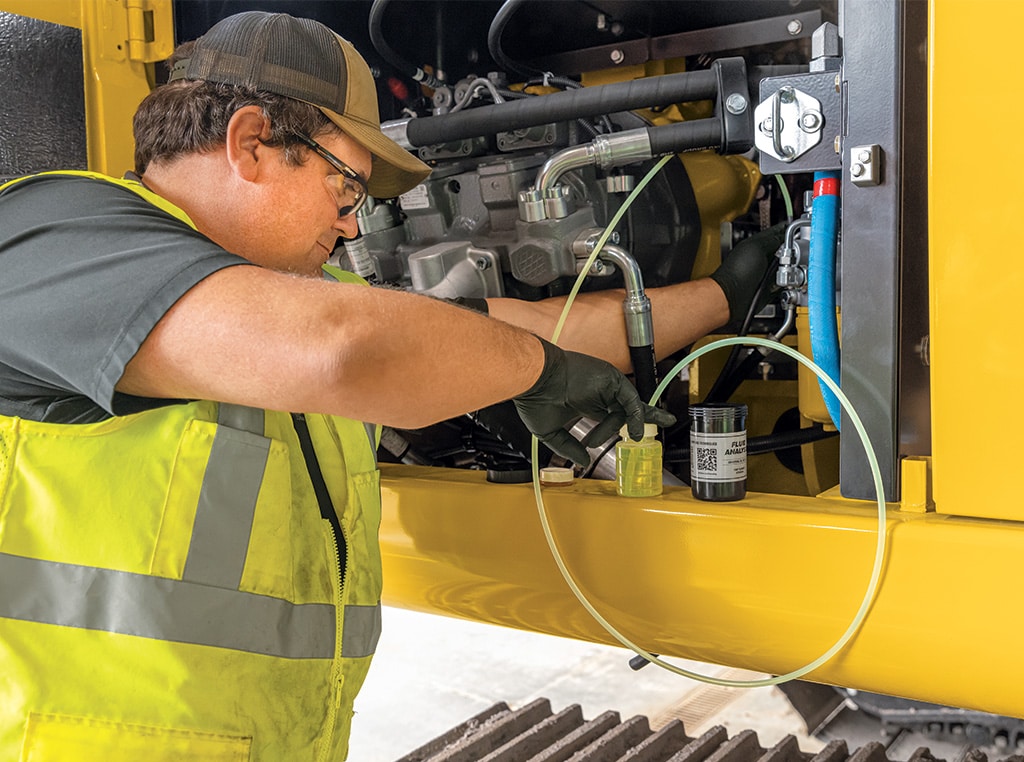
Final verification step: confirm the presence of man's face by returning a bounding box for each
[247,129,373,278]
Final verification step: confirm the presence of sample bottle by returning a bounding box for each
[616,423,663,497]
[689,403,747,501]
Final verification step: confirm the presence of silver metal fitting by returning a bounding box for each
[517,189,546,222]
[591,129,653,171]
[381,118,415,151]
[543,185,574,220]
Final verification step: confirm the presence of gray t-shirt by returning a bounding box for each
[0,174,247,423]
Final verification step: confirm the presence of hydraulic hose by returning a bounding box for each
[487,0,541,79]
[646,119,723,156]
[602,241,658,404]
[369,0,444,89]
[395,69,718,148]
[570,234,659,402]
[628,346,658,408]
[808,171,842,429]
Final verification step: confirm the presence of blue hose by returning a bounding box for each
[808,171,842,430]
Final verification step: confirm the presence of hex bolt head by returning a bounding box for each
[851,163,865,177]
[787,19,803,35]
[475,257,491,270]
[725,93,747,114]
[610,49,624,64]
[857,149,873,163]
[800,112,821,131]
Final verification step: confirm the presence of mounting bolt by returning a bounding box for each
[799,111,822,131]
[475,257,491,270]
[724,93,749,114]
[787,19,803,35]
[610,49,624,64]
[725,93,747,114]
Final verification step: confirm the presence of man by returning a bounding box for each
[0,11,777,761]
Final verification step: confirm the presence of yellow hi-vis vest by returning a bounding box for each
[0,172,383,762]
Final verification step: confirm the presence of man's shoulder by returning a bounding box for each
[1,171,151,211]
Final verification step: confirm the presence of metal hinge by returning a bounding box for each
[95,0,174,63]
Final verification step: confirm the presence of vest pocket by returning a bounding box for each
[20,713,252,761]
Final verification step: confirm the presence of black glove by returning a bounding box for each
[513,339,676,466]
[709,223,787,324]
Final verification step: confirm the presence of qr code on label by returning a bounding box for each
[695,447,717,472]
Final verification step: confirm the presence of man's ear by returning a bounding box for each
[225,106,272,181]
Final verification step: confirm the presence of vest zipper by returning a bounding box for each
[291,412,348,761]
[291,413,348,580]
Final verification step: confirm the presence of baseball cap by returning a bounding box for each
[168,11,431,198]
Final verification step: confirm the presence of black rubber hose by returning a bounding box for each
[369,0,444,89]
[487,0,540,79]
[629,344,659,407]
[524,75,582,90]
[647,118,724,156]
[379,426,437,466]
[403,69,718,147]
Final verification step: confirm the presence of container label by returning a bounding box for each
[399,184,430,210]
[691,431,747,483]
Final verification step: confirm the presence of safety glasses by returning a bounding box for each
[293,133,369,218]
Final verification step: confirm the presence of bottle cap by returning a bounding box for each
[539,467,575,486]
[619,423,659,440]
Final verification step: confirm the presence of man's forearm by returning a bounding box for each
[486,277,729,373]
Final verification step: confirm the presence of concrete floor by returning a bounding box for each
[348,607,823,761]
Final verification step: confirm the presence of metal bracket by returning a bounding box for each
[755,85,823,163]
[713,57,755,155]
[850,144,882,186]
[756,71,842,174]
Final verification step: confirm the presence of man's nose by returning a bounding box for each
[332,213,359,239]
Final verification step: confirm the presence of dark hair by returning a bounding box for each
[132,41,338,174]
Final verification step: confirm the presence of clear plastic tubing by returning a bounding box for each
[616,423,663,497]
[689,403,748,501]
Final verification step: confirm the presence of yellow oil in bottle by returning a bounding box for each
[615,423,663,497]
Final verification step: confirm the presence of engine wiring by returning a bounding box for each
[531,157,888,689]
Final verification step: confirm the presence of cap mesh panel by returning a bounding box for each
[190,13,347,113]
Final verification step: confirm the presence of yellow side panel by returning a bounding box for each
[380,465,1024,719]
[930,1,1024,519]
[0,0,174,175]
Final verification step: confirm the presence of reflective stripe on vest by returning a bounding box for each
[0,553,335,659]
[183,405,269,589]
[0,403,382,660]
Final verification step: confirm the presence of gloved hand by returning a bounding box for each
[709,223,787,324]
[513,339,676,466]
